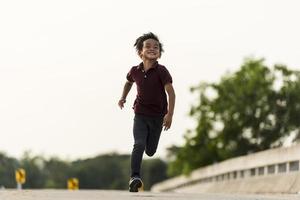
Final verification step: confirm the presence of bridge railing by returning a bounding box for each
[152,143,300,194]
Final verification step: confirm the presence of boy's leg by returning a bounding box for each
[145,116,163,157]
[131,114,148,178]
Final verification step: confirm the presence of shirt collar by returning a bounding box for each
[137,61,159,70]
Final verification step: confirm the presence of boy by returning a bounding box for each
[118,32,176,192]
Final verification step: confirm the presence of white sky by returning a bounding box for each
[1,0,300,160]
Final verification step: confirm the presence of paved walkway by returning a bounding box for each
[0,190,299,200]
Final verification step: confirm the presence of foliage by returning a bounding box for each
[168,58,300,176]
[0,152,168,190]
[0,152,19,188]
[141,159,168,190]
[44,157,71,188]
[71,153,130,189]
[20,152,47,188]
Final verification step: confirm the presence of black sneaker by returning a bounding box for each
[129,177,143,192]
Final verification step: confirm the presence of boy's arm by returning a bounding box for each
[118,81,133,109]
[163,83,176,130]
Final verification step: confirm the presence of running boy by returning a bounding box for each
[118,32,176,192]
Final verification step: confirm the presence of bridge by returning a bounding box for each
[152,144,300,194]
[0,190,299,200]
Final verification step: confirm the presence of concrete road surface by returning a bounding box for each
[0,190,299,200]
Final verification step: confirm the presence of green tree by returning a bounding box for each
[0,152,19,188]
[0,151,169,189]
[71,153,168,190]
[142,158,168,190]
[19,152,46,188]
[44,157,71,188]
[71,153,130,189]
[168,58,300,176]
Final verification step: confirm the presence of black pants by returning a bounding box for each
[131,114,164,177]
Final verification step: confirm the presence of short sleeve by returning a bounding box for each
[159,66,173,85]
[126,67,135,82]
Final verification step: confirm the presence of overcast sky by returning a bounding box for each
[1,0,300,160]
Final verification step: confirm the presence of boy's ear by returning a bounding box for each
[138,51,143,58]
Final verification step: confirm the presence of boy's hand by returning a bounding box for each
[163,113,173,131]
[118,99,126,109]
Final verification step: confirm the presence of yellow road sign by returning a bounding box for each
[15,168,26,184]
[67,178,79,190]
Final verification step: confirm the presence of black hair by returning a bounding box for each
[134,32,164,53]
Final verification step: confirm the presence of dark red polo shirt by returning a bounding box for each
[126,62,173,116]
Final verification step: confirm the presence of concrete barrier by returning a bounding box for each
[152,143,300,194]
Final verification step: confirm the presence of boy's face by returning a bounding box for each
[139,39,161,61]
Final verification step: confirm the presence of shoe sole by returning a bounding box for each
[129,179,142,192]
